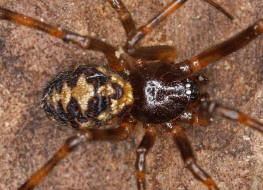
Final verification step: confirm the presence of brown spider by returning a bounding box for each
[0,0,263,190]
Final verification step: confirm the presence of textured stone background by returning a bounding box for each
[0,0,263,189]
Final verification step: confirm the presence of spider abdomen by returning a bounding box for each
[42,65,134,129]
[130,63,198,123]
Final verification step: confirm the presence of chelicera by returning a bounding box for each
[0,0,263,190]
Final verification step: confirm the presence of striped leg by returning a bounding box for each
[18,115,135,190]
[135,124,156,190]
[166,123,219,190]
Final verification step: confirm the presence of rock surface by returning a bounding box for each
[0,0,263,190]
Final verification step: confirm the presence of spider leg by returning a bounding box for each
[190,74,209,86]
[126,0,188,48]
[165,123,219,190]
[202,0,233,20]
[176,19,263,75]
[18,115,135,190]
[126,0,233,48]
[178,107,212,127]
[178,93,212,126]
[128,45,177,62]
[179,96,263,133]
[0,7,130,72]
[107,0,136,37]
[199,101,263,133]
[135,124,156,190]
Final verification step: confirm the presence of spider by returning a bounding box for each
[0,0,263,190]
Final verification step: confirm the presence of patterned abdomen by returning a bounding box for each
[42,65,133,129]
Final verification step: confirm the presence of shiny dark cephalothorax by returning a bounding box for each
[0,1,263,190]
[130,62,198,123]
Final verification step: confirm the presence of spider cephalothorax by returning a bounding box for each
[0,1,263,190]
[130,62,198,123]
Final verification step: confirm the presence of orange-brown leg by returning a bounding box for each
[199,101,263,133]
[165,123,219,190]
[18,115,135,190]
[107,0,136,37]
[129,45,177,62]
[178,109,212,127]
[126,0,233,48]
[126,0,188,48]
[178,93,212,127]
[135,124,156,190]
[176,19,263,75]
[190,74,209,85]
[202,0,233,20]
[0,7,131,72]
[179,97,263,133]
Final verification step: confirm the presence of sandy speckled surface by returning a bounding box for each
[0,0,263,190]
